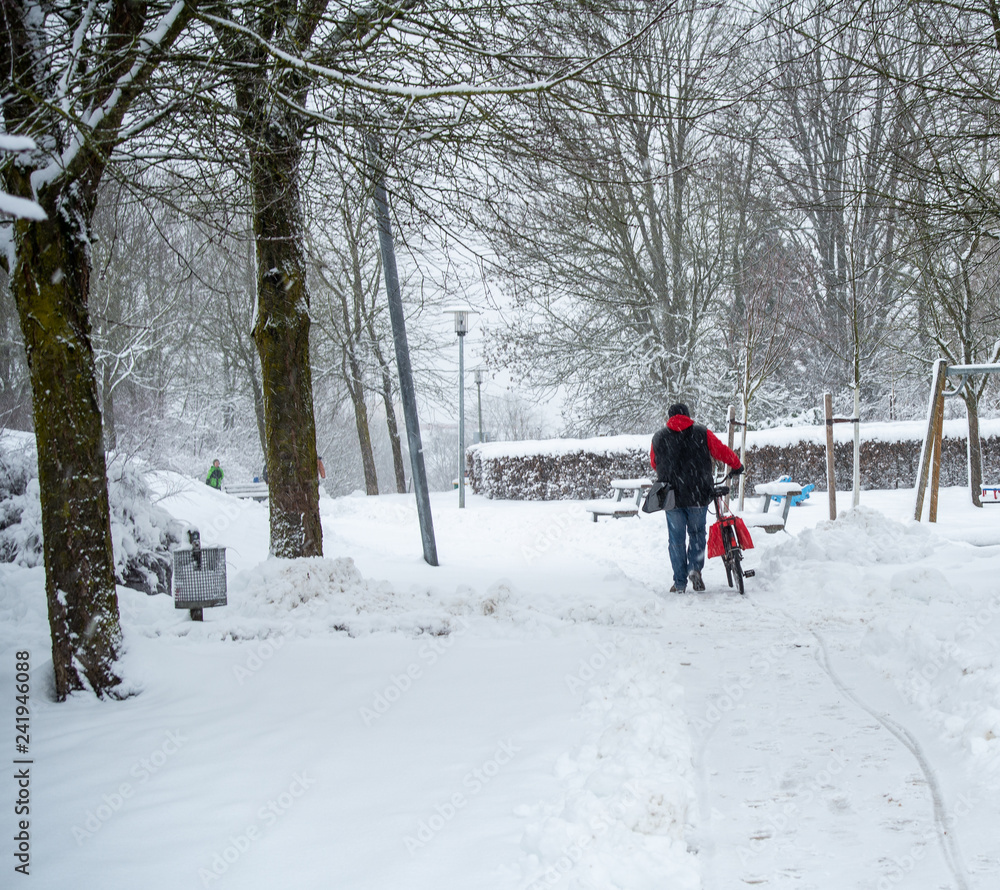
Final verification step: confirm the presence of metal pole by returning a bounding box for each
[369,138,438,565]
[824,392,837,520]
[458,332,465,508]
[475,370,484,444]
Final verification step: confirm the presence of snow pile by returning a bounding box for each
[755,498,1000,794]
[760,506,935,568]
[128,556,548,643]
[860,583,1000,786]
[517,637,699,890]
[231,556,456,638]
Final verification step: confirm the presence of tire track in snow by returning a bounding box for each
[810,630,971,890]
[753,595,972,890]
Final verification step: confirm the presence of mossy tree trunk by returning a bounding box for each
[249,132,323,557]
[1,0,195,700]
[9,204,123,700]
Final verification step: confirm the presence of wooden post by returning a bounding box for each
[928,386,946,523]
[914,359,948,521]
[824,393,837,520]
[852,386,861,508]
[737,402,748,511]
[726,405,735,511]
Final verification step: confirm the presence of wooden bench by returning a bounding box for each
[738,480,803,534]
[983,486,1000,503]
[224,482,270,502]
[585,478,653,522]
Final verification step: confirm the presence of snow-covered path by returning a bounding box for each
[3,478,1000,888]
[677,595,974,889]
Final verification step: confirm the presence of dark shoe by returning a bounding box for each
[670,584,686,594]
[689,570,705,592]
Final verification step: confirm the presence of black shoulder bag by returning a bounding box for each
[641,481,675,513]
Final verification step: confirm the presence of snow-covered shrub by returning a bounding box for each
[107,455,188,594]
[467,436,650,500]
[0,433,186,593]
[0,434,42,565]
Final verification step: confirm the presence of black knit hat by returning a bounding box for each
[668,403,690,418]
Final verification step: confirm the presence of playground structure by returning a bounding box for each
[914,359,1000,522]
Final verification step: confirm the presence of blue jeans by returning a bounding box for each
[665,506,708,589]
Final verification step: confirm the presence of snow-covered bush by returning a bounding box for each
[107,455,188,594]
[0,434,42,565]
[467,436,650,500]
[0,433,186,593]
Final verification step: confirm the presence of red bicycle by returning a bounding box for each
[707,470,755,595]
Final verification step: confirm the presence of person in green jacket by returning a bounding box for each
[206,459,224,489]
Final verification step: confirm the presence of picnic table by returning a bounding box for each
[735,480,803,534]
[224,481,270,502]
[584,477,654,522]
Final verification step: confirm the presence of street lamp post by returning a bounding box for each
[445,308,471,508]
[473,369,484,444]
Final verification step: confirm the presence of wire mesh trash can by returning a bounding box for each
[173,546,227,620]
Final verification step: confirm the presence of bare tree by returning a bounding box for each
[764,0,911,409]
[477,0,752,431]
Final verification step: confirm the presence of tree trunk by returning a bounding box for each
[250,134,323,558]
[381,367,407,493]
[345,351,379,495]
[366,326,406,493]
[965,392,983,508]
[102,361,118,452]
[10,210,123,700]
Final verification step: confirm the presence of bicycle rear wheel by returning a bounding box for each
[732,548,745,595]
[722,526,736,588]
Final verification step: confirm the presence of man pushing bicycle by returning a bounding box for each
[650,404,743,593]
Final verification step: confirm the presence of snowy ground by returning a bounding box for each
[2,476,1000,889]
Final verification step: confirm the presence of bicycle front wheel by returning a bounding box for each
[732,548,745,595]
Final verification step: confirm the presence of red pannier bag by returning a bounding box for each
[707,515,754,558]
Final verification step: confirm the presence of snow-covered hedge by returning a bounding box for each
[467,435,651,500]
[467,420,1000,500]
[0,431,187,593]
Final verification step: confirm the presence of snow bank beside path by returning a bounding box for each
[757,504,1000,791]
[517,637,698,890]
